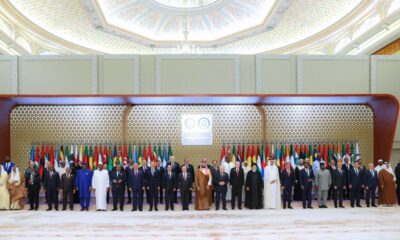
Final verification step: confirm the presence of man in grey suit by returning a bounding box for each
[316,161,331,208]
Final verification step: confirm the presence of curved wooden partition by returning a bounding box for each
[0,94,398,164]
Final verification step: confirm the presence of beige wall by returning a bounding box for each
[0,54,399,162]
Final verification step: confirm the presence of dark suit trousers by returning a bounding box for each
[333,187,344,207]
[302,185,312,208]
[159,187,164,203]
[181,189,190,210]
[231,186,242,209]
[47,188,59,210]
[112,187,125,210]
[215,190,227,209]
[149,187,158,209]
[282,186,292,207]
[127,187,132,203]
[132,189,143,210]
[350,186,361,206]
[28,186,39,209]
[365,186,376,206]
[397,185,400,205]
[62,189,74,210]
[165,189,174,210]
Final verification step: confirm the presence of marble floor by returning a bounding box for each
[0,201,399,240]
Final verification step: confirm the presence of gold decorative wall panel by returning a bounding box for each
[264,105,374,163]
[11,105,125,167]
[10,104,374,168]
[127,105,263,163]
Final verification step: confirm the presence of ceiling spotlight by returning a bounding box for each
[266,26,274,31]
[382,23,390,31]
[95,25,103,30]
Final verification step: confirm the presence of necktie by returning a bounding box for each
[356,169,358,175]
[117,171,119,177]
[236,168,239,176]
[169,172,171,178]
[152,169,154,176]
[184,173,186,180]
[371,170,374,177]
[135,170,138,176]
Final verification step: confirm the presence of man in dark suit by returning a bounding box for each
[110,164,127,211]
[332,161,346,208]
[140,159,150,204]
[128,163,144,211]
[300,159,315,209]
[43,165,60,211]
[178,165,193,210]
[395,162,400,206]
[60,167,75,211]
[145,161,161,211]
[163,164,177,210]
[342,157,353,199]
[25,165,41,211]
[210,160,219,202]
[349,161,363,207]
[229,161,244,210]
[157,160,165,204]
[214,166,229,210]
[326,160,336,200]
[181,158,195,203]
[281,162,296,209]
[125,160,134,204]
[169,156,180,203]
[364,163,378,207]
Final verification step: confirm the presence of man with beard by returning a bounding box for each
[195,159,213,210]
[245,163,263,209]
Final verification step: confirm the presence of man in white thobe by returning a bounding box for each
[221,156,234,200]
[0,166,10,210]
[264,159,281,209]
[92,163,110,211]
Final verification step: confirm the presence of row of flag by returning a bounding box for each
[29,144,174,176]
[220,142,360,176]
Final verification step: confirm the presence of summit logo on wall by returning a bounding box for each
[181,114,213,145]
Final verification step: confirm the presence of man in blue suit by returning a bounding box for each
[110,164,127,211]
[214,166,229,210]
[364,163,378,207]
[2,156,15,175]
[349,161,363,208]
[145,161,161,211]
[128,163,144,211]
[281,162,296,209]
[300,159,315,209]
[76,163,93,211]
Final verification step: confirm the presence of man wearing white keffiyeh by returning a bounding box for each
[0,165,10,210]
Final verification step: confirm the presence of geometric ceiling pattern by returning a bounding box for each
[0,0,399,54]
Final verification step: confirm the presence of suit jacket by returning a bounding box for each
[163,171,177,191]
[332,168,346,188]
[44,171,60,191]
[145,168,161,189]
[348,168,363,187]
[395,164,400,185]
[229,167,244,188]
[128,169,144,191]
[299,167,315,189]
[110,170,127,189]
[170,162,180,176]
[25,170,41,189]
[158,167,165,188]
[60,173,75,191]
[178,172,193,191]
[181,163,195,181]
[281,168,296,188]
[213,171,229,192]
[364,169,378,189]
[342,163,353,183]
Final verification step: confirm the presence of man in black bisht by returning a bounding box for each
[245,163,263,209]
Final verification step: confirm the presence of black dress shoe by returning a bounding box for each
[46,208,52,211]
[155,208,158,211]
[340,205,345,208]
[215,208,219,210]
[132,208,137,211]
[96,209,101,211]
[223,208,227,210]
[29,208,34,211]
[149,208,153,211]
[85,208,89,211]
[80,208,85,211]
[307,206,313,209]
[62,208,66,211]
[372,205,378,207]
[288,206,293,209]
[238,207,242,210]
[323,206,328,208]
[357,205,362,208]
[112,208,117,211]
[139,209,143,211]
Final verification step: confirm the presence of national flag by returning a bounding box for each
[237,144,242,163]
[93,145,98,170]
[162,145,168,168]
[157,145,162,165]
[138,145,143,166]
[88,145,93,171]
[220,145,226,164]
[246,145,252,167]
[231,145,237,165]
[143,145,148,165]
[252,145,257,164]
[30,145,35,162]
[275,144,280,166]
[280,144,285,169]
[128,145,133,162]
[256,145,262,175]
[355,142,360,161]
[108,145,113,171]
[98,146,103,165]
[309,144,313,165]
[113,145,118,166]
[260,144,266,176]
[168,145,173,158]
[147,145,152,166]
[133,145,137,164]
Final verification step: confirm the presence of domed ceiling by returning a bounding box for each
[0,0,399,54]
